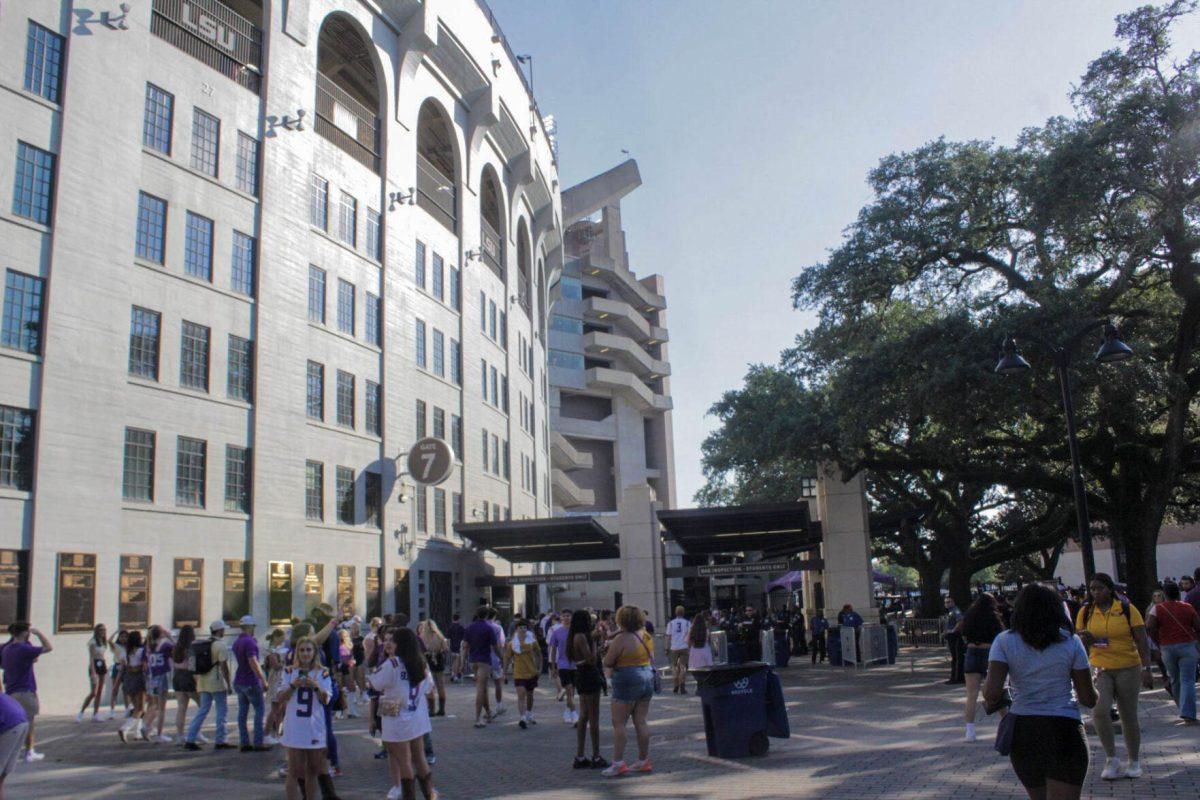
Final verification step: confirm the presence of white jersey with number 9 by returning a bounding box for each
[280,666,332,750]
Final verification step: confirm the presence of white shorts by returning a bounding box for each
[0,722,27,777]
[381,713,431,744]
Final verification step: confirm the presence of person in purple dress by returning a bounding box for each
[0,623,49,763]
[143,625,175,742]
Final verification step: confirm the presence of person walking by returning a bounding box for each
[956,593,1005,743]
[77,623,108,723]
[417,620,449,717]
[277,637,332,800]
[369,627,437,800]
[143,625,175,742]
[172,625,202,745]
[1144,588,1173,698]
[548,610,578,724]
[185,620,235,751]
[983,583,1097,800]
[463,607,500,727]
[232,615,270,752]
[1147,582,1200,724]
[445,615,465,684]
[117,630,147,743]
[944,597,965,684]
[569,611,608,769]
[334,628,356,720]
[0,692,28,800]
[600,606,656,777]
[486,609,507,718]
[1184,568,1200,616]
[108,629,129,721]
[0,623,51,762]
[1074,573,1153,780]
[810,612,829,664]
[507,618,541,729]
[664,606,691,695]
[688,613,714,669]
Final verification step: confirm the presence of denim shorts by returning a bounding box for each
[611,665,654,703]
[147,673,170,697]
[964,647,989,676]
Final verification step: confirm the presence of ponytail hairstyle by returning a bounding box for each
[393,627,427,685]
[174,625,195,662]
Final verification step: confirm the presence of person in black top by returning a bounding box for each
[955,593,1006,742]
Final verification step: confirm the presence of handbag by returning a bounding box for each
[378,698,403,717]
[994,712,1017,756]
[636,633,662,695]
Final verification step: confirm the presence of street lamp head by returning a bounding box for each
[994,337,1032,375]
[1094,322,1133,364]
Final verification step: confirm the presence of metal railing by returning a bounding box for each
[417,153,457,232]
[480,219,503,277]
[896,617,947,648]
[315,74,380,173]
[151,0,262,93]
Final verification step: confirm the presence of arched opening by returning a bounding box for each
[315,15,381,172]
[480,171,503,276]
[416,101,458,232]
[516,219,532,316]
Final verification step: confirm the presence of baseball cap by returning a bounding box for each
[209,620,227,633]
[239,615,257,627]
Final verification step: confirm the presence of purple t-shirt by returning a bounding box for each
[548,625,574,669]
[0,693,26,734]
[147,641,174,677]
[0,641,43,694]
[231,633,261,687]
[1185,585,1200,617]
[463,620,497,664]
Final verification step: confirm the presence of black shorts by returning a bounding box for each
[963,647,989,675]
[575,663,604,696]
[1010,715,1088,789]
[92,659,107,677]
[558,668,576,687]
[172,669,196,694]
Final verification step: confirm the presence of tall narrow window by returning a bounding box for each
[365,380,381,436]
[481,429,489,472]
[142,84,174,154]
[365,293,381,346]
[179,321,210,391]
[190,108,220,177]
[128,306,161,379]
[175,436,207,508]
[226,335,253,402]
[449,267,460,311]
[431,253,444,301]
[433,488,446,535]
[415,486,427,533]
[490,366,498,406]
[135,192,167,263]
[414,240,426,289]
[24,21,64,103]
[0,406,34,491]
[365,472,381,528]
[415,399,427,437]
[452,492,463,524]
[489,300,497,340]
[230,231,256,296]
[491,434,500,475]
[306,361,324,420]
[503,440,510,479]
[449,339,461,385]
[2,271,45,355]
[336,466,354,524]
[184,212,214,281]
[432,329,445,377]
[310,174,329,230]
[337,279,355,335]
[414,319,426,368]
[480,292,487,333]
[336,370,355,428]
[338,191,357,247]
[235,132,259,196]
[366,208,381,260]
[450,415,462,458]
[433,407,446,440]
[308,266,326,323]
[122,427,155,501]
[305,461,324,520]
[12,142,55,225]
[224,445,250,513]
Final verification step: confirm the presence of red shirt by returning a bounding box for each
[1149,600,1199,646]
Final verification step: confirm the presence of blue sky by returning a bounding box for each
[488,0,1197,507]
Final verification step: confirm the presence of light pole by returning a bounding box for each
[516,54,533,93]
[994,322,1133,581]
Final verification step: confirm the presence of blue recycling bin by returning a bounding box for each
[692,662,789,758]
[826,627,843,666]
[727,640,746,665]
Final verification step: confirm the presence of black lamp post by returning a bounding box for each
[993,322,1133,580]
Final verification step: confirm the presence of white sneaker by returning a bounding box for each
[91,713,103,723]
[964,723,976,743]
[492,703,506,717]
[23,749,44,762]
[197,733,211,744]
[264,735,280,746]
[387,786,403,800]
[75,711,85,723]
[157,734,173,744]
[571,709,580,724]
[1101,757,1124,780]
[563,708,573,723]
[1125,760,1143,778]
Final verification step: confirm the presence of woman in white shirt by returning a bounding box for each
[76,624,108,723]
[369,627,436,800]
[278,637,332,800]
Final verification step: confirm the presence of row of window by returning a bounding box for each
[2,270,44,355]
[414,399,463,457]
[414,319,461,384]
[479,290,507,348]
[121,428,249,513]
[516,330,535,376]
[519,451,539,498]
[480,358,508,411]
[136,192,256,297]
[413,484,460,536]
[128,307,253,402]
[310,174,381,260]
[305,361,381,436]
[142,83,260,196]
[518,391,536,436]
[479,428,512,480]
[307,265,381,346]
[415,241,461,310]
[304,461,382,528]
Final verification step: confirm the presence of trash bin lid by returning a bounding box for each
[689,661,771,688]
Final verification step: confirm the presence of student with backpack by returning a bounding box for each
[184,620,235,751]
[1074,573,1154,781]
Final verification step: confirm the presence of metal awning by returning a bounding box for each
[657,502,821,557]
[453,517,620,563]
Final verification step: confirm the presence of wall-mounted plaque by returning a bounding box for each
[172,558,203,628]
[336,565,355,616]
[119,555,152,628]
[394,568,410,619]
[0,550,29,627]
[365,567,381,620]
[269,561,293,625]
[223,560,249,622]
[303,563,324,616]
[56,552,96,632]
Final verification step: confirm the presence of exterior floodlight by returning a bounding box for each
[1094,322,1133,364]
[994,337,1032,375]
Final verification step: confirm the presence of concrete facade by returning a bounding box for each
[546,161,678,617]
[0,0,560,710]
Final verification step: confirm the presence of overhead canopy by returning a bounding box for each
[657,502,821,558]
[453,517,620,563]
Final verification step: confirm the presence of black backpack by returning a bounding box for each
[191,639,216,675]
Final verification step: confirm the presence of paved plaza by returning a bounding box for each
[9,653,1200,799]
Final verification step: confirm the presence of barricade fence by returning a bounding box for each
[895,617,947,648]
